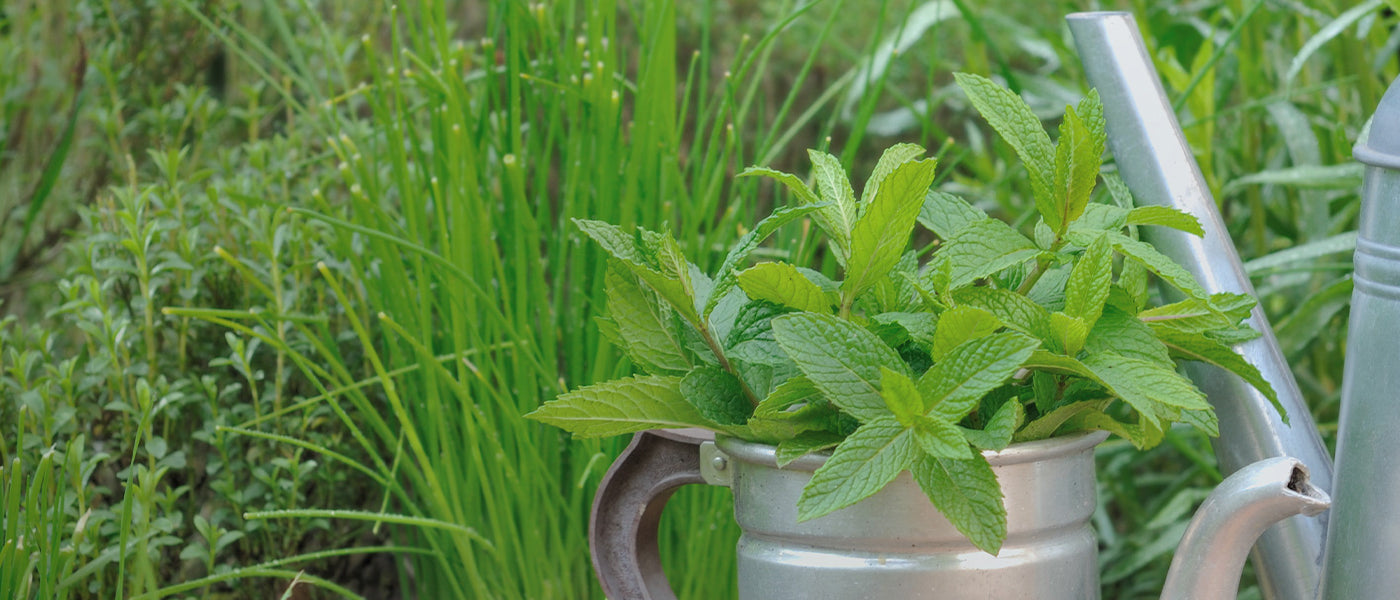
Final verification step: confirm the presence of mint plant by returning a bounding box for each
[528,73,1279,555]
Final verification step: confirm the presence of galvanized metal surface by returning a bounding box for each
[1318,76,1400,599]
[1067,12,1333,600]
[720,431,1107,599]
[1163,458,1331,600]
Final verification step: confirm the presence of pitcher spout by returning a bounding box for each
[1160,457,1331,600]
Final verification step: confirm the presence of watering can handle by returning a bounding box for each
[589,429,714,600]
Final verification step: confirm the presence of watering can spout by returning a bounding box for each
[1161,458,1331,600]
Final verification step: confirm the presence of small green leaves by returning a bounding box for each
[605,266,690,374]
[1126,206,1204,236]
[809,149,859,260]
[1050,93,1106,235]
[911,454,1006,555]
[919,332,1040,423]
[681,366,751,426]
[527,375,721,437]
[737,262,831,314]
[880,367,924,425]
[1082,352,1211,422]
[861,143,928,206]
[955,72,1056,227]
[930,306,1003,362]
[918,190,987,240]
[705,203,827,317]
[1063,235,1113,329]
[797,417,918,521]
[772,312,904,423]
[843,157,939,302]
[932,219,1039,290]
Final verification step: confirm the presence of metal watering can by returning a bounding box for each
[589,11,1398,599]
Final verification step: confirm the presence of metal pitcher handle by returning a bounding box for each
[589,428,717,600]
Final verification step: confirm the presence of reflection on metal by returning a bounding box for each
[1163,458,1330,600]
[721,431,1106,599]
[1318,75,1400,598]
[1066,12,1333,600]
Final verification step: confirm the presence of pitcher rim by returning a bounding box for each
[717,429,1110,472]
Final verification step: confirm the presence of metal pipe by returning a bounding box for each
[1066,12,1333,600]
[1162,457,1330,600]
[1318,76,1400,598]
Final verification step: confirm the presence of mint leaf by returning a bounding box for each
[1015,399,1107,442]
[919,332,1039,423]
[914,415,972,459]
[844,158,939,300]
[1086,307,1172,365]
[954,72,1056,230]
[705,203,827,317]
[950,287,1056,345]
[680,365,752,426]
[933,219,1039,289]
[737,166,821,206]
[1126,206,1204,236]
[1103,231,1211,304]
[1051,104,1103,233]
[1050,313,1088,356]
[527,375,722,437]
[1077,89,1105,143]
[871,312,939,347]
[725,300,791,348]
[772,312,904,423]
[737,262,832,314]
[861,143,927,206]
[1069,202,1131,233]
[911,453,1007,555]
[746,376,838,443]
[809,149,859,257]
[1152,327,1285,423]
[880,367,923,425]
[962,399,1023,451]
[576,219,703,327]
[1082,352,1211,418]
[606,266,691,374]
[1137,293,1257,333]
[1063,234,1113,329]
[797,417,918,521]
[918,190,987,240]
[930,306,1003,362]
[776,431,844,467]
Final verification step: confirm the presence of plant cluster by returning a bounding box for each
[531,74,1280,554]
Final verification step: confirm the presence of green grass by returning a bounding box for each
[0,0,1394,598]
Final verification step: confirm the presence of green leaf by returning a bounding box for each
[776,431,844,467]
[797,417,918,521]
[1077,88,1105,143]
[606,266,691,374]
[1082,352,1211,419]
[737,166,821,206]
[880,367,923,425]
[1050,313,1088,356]
[844,158,940,300]
[911,453,1007,555]
[1102,231,1210,304]
[933,219,1039,289]
[705,203,828,317]
[919,332,1039,423]
[930,306,1003,362]
[1060,409,1160,449]
[1125,206,1204,236]
[954,72,1056,229]
[1069,202,1131,233]
[861,143,927,206]
[1152,327,1285,423]
[809,149,859,254]
[1016,399,1108,442]
[1063,234,1113,329]
[1085,308,1170,365]
[737,262,832,314]
[576,219,703,327]
[914,415,973,459]
[962,399,1023,451]
[772,312,905,422]
[527,375,722,437]
[680,366,752,426]
[1137,293,1256,333]
[871,312,939,347]
[950,287,1056,345]
[918,190,987,240]
[746,376,839,443]
[1100,172,1136,210]
[1051,104,1103,233]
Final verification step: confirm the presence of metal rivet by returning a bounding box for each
[711,456,728,471]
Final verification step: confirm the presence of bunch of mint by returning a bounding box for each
[528,73,1278,555]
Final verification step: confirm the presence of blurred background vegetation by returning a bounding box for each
[0,0,1390,598]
